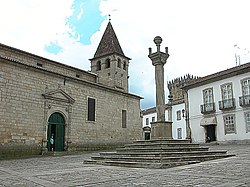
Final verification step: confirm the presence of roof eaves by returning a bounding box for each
[182,62,250,90]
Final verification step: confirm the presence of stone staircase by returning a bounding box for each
[84,139,235,169]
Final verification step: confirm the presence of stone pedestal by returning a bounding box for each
[151,121,173,139]
[41,139,48,155]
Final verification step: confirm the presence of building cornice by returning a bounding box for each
[182,62,250,90]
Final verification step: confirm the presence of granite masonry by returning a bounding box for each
[0,21,142,158]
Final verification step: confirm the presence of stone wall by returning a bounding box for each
[0,50,142,158]
[168,74,199,104]
[0,43,97,83]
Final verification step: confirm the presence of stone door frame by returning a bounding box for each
[42,88,74,154]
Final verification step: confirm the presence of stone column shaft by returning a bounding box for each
[155,63,165,122]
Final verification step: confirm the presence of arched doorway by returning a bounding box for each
[47,112,65,151]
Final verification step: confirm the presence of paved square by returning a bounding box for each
[0,144,249,186]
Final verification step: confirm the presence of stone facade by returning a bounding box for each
[0,22,142,158]
[167,74,199,104]
[90,22,130,92]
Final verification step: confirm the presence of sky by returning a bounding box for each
[1,0,250,109]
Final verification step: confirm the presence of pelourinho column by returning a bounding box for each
[148,36,172,139]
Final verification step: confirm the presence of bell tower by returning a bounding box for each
[90,21,130,92]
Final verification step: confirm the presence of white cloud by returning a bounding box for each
[0,0,74,55]
[1,0,250,109]
[98,0,250,108]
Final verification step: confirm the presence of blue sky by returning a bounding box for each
[45,0,105,54]
[0,0,250,109]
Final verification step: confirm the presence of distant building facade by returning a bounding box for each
[141,75,197,140]
[142,63,250,144]
[183,62,250,143]
[0,22,142,158]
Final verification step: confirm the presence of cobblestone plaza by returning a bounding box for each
[0,143,249,186]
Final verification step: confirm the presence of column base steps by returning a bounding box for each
[83,139,235,169]
[84,160,200,169]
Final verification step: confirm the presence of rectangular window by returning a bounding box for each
[203,88,214,104]
[176,110,181,120]
[152,116,155,122]
[221,83,233,99]
[201,88,215,113]
[177,128,182,139]
[122,110,127,128]
[37,62,43,67]
[146,118,149,125]
[87,97,96,121]
[220,83,234,109]
[242,78,250,96]
[224,114,236,134]
[240,78,250,106]
[245,112,250,132]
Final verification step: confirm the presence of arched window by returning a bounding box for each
[105,58,110,69]
[123,61,126,70]
[96,61,101,71]
[117,58,121,68]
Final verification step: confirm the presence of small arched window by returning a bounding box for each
[96,61,101,71]
[117,58,121,68]
[123,61,126,70]
[105,58,110,69]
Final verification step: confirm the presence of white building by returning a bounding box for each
[142,104,186,140]
[183,62,250,143]
[141,75,196,140]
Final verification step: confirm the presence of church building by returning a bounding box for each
[0,21,142,158]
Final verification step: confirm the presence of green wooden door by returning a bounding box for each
[55,122,65,151]
[47,112,65,151]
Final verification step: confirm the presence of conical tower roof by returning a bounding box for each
[92,22,129,59]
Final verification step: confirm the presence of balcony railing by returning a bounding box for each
[200,102,216,114]
[219,98,235,110]
[239,95,250,107]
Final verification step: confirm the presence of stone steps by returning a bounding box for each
[125,142,201,148]
[83,139,235,169]
[91,154,231,162]
[84,160,201,169]
[99,150,227,157]
[116,147,209,152]
[134,139,191,144]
